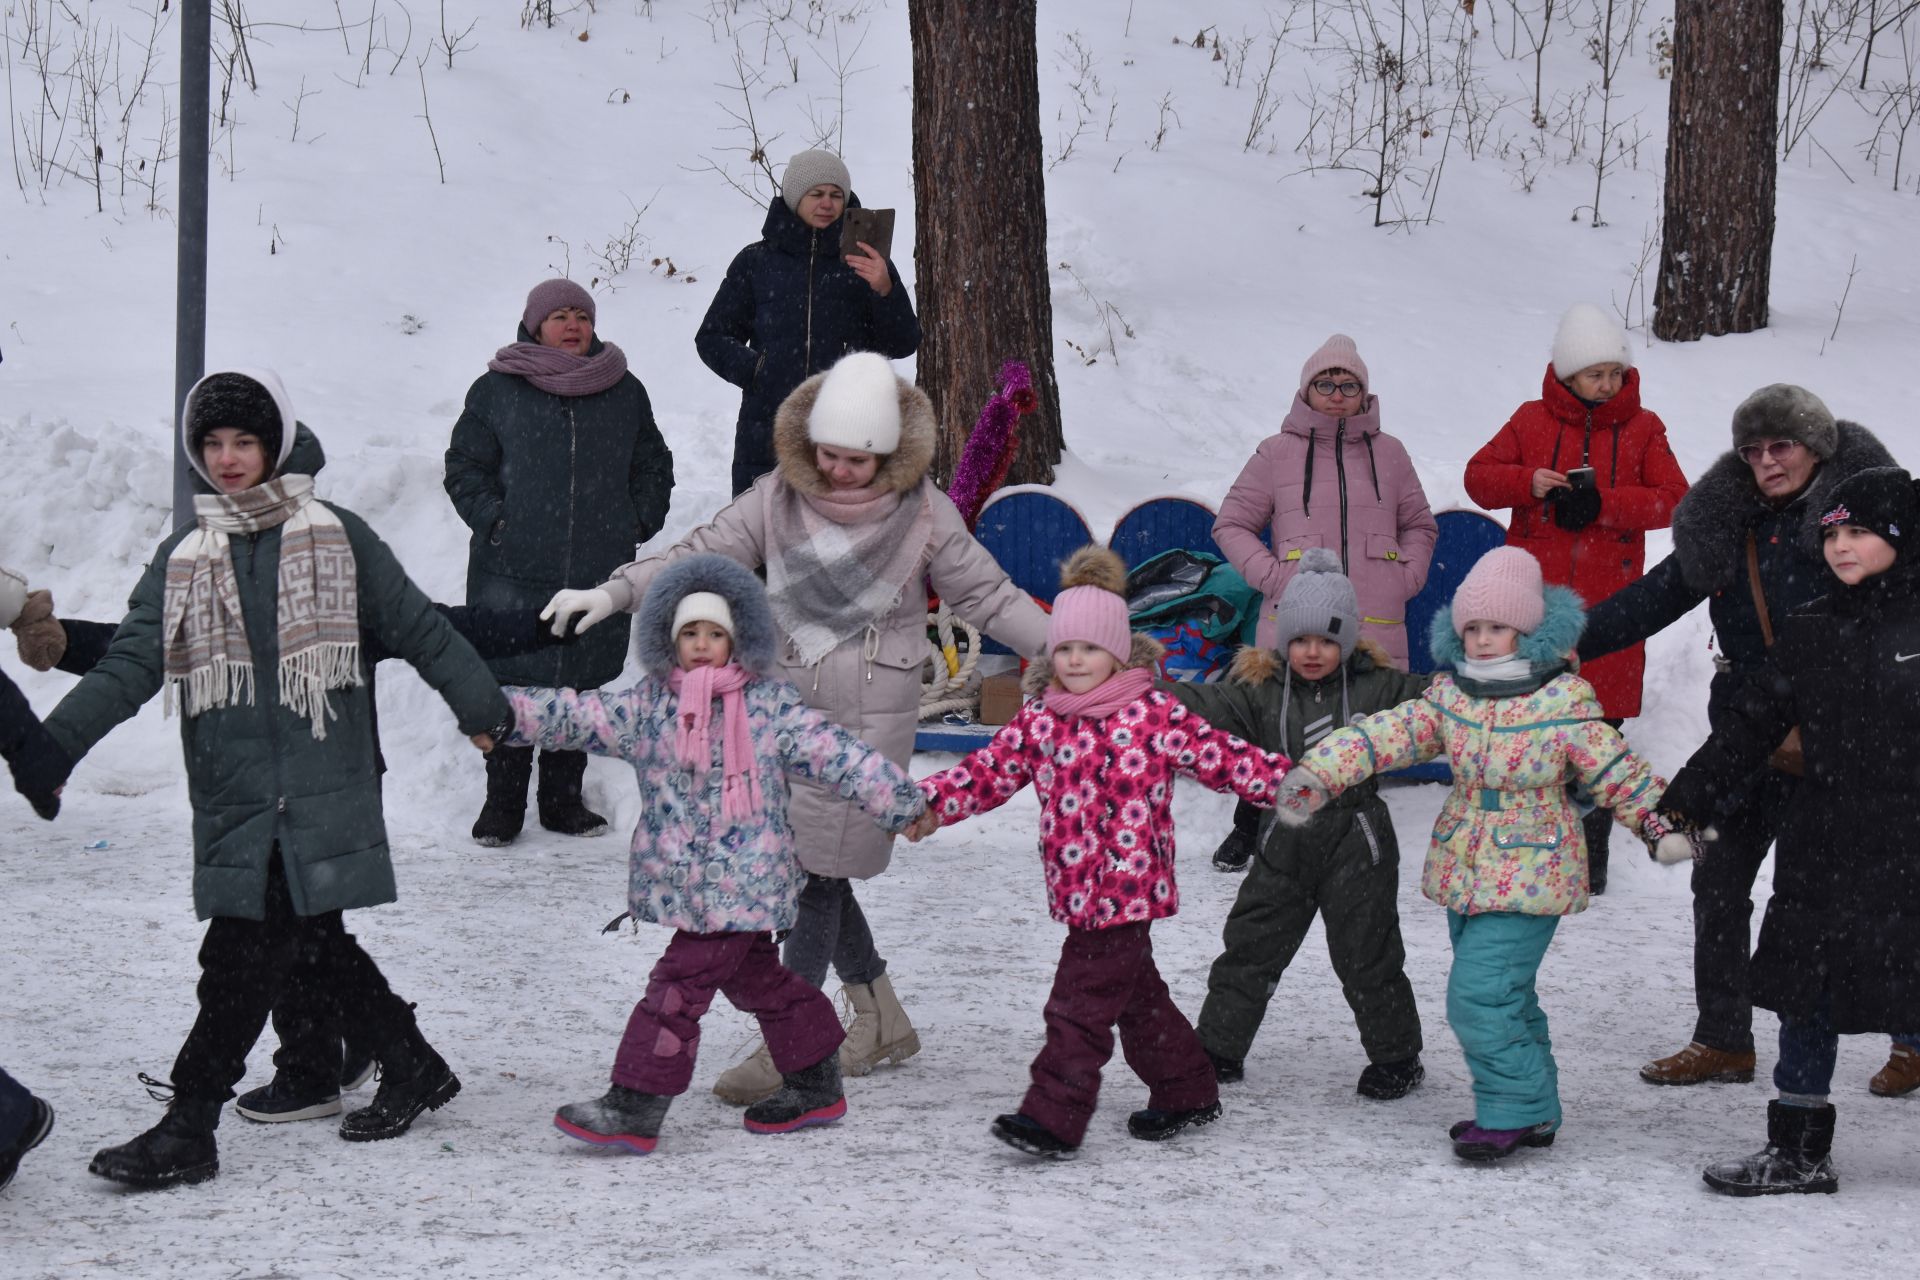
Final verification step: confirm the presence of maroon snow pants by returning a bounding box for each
[611,929,843,1096]
[1021,921,1219,1146]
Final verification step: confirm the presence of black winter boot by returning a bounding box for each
[1582,806,1612,895]
[554,1086,673,1154]
[1357,1055,1426,1100]
[991,1112,1079,1159]
[1702,1100,1839,1196]
[743,1054,846,1134]
[473,744,533,847]
[339,1028,460,1142]
[1127,1100,1223,1141]
[89,1098,221,1189]
[1210,811,1257,873]
[1207,1049,1245,1084]
[537,749,608,836]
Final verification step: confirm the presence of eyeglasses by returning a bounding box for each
[1736,439,1803,466]
[1310,379,1364,398]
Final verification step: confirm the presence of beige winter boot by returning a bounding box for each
[838,974,922,1077]
[711,1040,781,1106]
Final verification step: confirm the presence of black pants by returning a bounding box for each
[1569,716,1625,888]
[1690,769,1797,1054]
[169,853,416,1103]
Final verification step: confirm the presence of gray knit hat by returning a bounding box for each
[781,149,851,212]
[1732,384,1838,460]
[1272,547,1361,660]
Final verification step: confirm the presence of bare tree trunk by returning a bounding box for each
[909,0,1062,486]
[1652,0,1784,341]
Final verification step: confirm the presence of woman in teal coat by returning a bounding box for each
[42,370,512,1190]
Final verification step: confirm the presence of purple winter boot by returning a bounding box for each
[1449,1118,1558,1162]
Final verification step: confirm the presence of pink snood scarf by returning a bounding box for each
[1041,666,1155,720]
[667,662,763,823]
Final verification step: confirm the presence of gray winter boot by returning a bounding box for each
[554,1086,672,1154]
[743,1055,846,1134]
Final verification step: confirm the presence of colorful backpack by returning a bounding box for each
[1125,549,1261,683]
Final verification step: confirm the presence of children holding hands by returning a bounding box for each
[500,554,928,1153]
[1273,546,1672,1162]
[910,548,1295,1159]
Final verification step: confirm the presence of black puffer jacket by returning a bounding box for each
[444,330,674,688]
[1659,560,1920,1032]
[1579,420,1894,728]
[694,194,920,485]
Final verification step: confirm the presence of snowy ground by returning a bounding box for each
[4,0,1919,1273]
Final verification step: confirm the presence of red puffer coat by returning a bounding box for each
[1464,366,1689,717]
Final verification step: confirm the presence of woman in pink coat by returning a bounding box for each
[1209,334,1438,871]
[542,351,1050,1106]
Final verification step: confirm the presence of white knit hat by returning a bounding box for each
[671,591,735,640]
[1550,303,1633,379]
[807,352,902,455]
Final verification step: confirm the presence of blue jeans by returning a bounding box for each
[1446,910,1563,1130]
[1776,1005,1920,1097]
[0,1068,32,1148]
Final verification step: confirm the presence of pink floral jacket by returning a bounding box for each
[917,690,1292,930]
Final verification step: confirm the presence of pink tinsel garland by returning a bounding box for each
[946,360,1037,532]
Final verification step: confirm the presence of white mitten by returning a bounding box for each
[1272,766,1331,828]
[540,587,616,637]
[1642,810,1703,865]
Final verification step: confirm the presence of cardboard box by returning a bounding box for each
[977,672,1024,726]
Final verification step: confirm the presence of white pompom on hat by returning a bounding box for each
[671,591,735,641]
[1551,302,1634,379]
[807,351,903,455]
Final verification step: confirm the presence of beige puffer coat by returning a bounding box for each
[603,371,1050,879]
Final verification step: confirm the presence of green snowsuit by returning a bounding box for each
[1168,641,1430,1066]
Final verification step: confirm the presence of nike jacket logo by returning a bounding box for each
[1898,653,1920,662]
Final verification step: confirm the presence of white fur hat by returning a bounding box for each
[671,591,735,640]
[0,565,26,630]
[1551,303,1634,379]
[807,352,902,455]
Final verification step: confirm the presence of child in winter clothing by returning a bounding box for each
[912,548,1296,1159]
[1464,303,1689,893]
[502,554,927,1152]
[1652,467,1920,1196]
[1166,549,1432,1097]
[1278,546,1671,1161]
[40,370,511,1190]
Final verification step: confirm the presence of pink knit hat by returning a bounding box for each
[522,278,595,335]
[1450,546,1546,635]
[1299,333,1370,396]
[1046,547,1133,661]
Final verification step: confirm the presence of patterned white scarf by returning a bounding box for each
[163,474,362,739]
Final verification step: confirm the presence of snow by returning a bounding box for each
[3,0,1918,1275]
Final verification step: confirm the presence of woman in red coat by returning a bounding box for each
[1464,303,1689,891]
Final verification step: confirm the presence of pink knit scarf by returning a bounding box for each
[667,662,762,823]
[1042,666,1155,721]
[487,340,629,397]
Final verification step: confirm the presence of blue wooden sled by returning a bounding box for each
[915,496,1508,784]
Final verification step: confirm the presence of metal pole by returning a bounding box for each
[172,0,211,527]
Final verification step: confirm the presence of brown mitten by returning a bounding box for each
[11,590,68,672]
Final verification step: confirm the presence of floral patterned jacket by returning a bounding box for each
[506,679,925,933]
[917,682,1291,930]
[1302,670,1664,917]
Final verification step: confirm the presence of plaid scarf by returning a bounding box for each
[762,477,935,666]
[163,475,362,739]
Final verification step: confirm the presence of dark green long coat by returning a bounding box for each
[444,332,674,688]
[42,503,511,922]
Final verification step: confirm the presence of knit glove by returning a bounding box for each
[1271,765,1331,828]
[540,587,616,637]
[1642,810,1710,865]
[1549,485,1602,532]
[11,590,67,672]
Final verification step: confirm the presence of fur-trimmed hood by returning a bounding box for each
[635,553,779,676]
[1020,631,1165,698]
[772,366,937,497]
[1225,635,1394,687]
[1671,419,1895,594]
[1428,583,1586,670]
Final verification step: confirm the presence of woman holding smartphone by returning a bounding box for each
[1464,303,1690,892]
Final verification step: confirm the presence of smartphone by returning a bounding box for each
[1565,466,1597,489]
[841,207,895,262]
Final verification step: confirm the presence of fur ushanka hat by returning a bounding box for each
[1732,384,1839,461]
[636,554,777,676]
